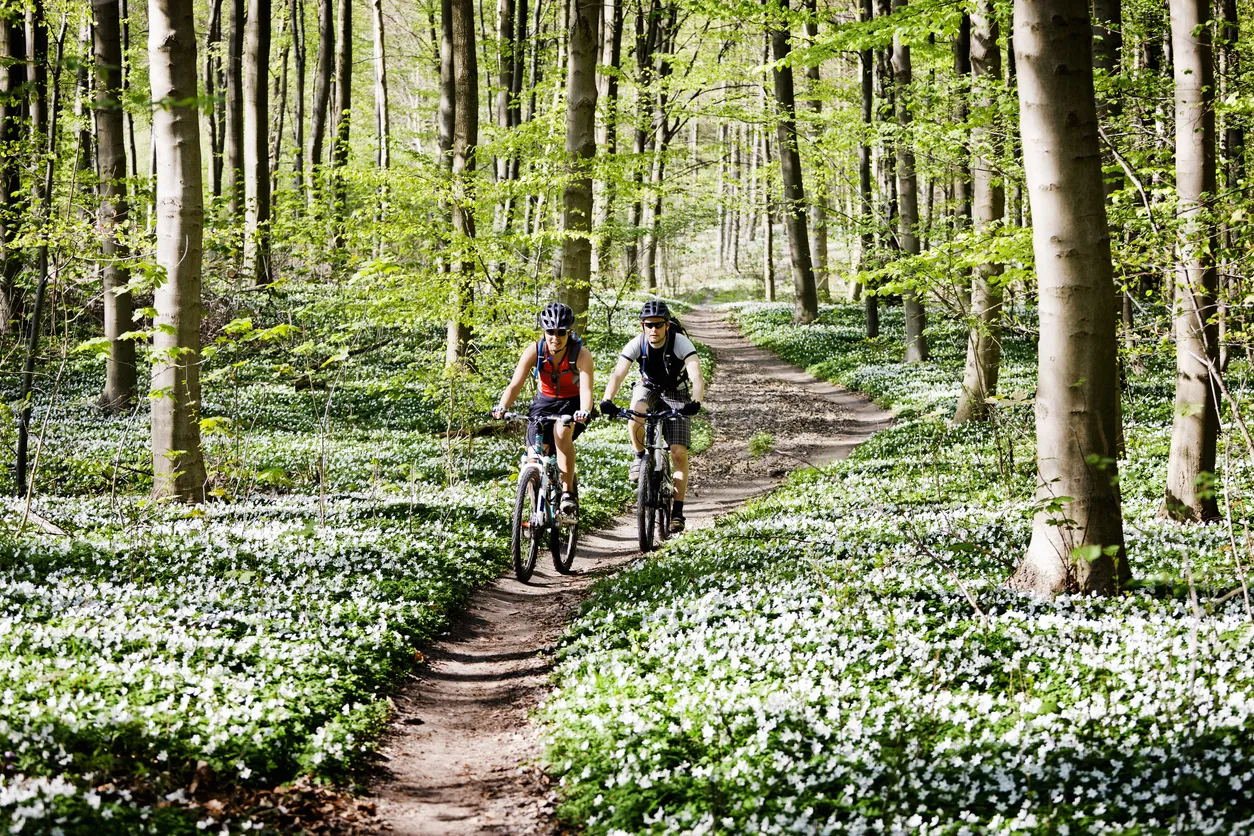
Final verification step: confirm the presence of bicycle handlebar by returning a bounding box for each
[498,411,576,425]
[612,407,681,421]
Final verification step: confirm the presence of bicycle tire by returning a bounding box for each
[657,456,673,541]
[511,467,543,582]
[551,480,578,574]
[636,463,655,552]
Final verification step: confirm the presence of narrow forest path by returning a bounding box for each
[365,307,893,834]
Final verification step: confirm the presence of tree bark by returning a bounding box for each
[1218,0,1243,370]
[1162,0,1220,522]
[624,0,659,281]
[640,2,675,291]
[592,0,622,282]
[892,0,926,360]
[95,0,136,410]
[372,0,390,232]
[770,0,817,324]
[438,0,455,163]
[307,0,333,197]
[148,0,208,501]
[330,0,352,251]
[802,0,827,301]
[953,0,1004,424]
[951,12,971,309]
[1008,0,1126,596]
[121,0,139,180]
[0,14,27,334]
[445,0,477,363]
[225,0,245,218]
[290,0,305,195]
[762,129,774,302]
[243,0,272,284]
[557,0,599,331]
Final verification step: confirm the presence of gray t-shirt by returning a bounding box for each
[620,332,697,388]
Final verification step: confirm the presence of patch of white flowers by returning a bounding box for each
[540,303,1254,834]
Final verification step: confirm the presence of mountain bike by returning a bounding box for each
[612,406,679,553]
[500,412,579,582]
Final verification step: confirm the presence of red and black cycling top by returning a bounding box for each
[537,341,581,399]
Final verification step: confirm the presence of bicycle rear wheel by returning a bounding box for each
[636,464,656,552]
[511,467,543,582]
[551,481,579,573]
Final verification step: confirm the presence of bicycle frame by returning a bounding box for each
[500,411,580,580]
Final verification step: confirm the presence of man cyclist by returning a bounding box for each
[492,303,594,520]
[599,300,704,534]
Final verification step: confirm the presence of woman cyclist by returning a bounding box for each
[492,303,594,519]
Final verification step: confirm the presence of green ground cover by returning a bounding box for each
[0,297,699,833]
[540,303,1254,835]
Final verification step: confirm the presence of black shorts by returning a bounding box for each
[527,395,586,448]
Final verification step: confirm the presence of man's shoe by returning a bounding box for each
[669,514,686,534]
[559,491,579,520]
[628,458,643,482]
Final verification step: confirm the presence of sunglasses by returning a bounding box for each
[641,320,668,330]
[545,328,569,337]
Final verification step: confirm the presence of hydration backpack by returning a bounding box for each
[534,334,583,397]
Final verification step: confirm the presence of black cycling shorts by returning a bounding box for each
[527,395,587,448]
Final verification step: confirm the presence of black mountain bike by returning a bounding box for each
[500,412,579,582]
[612,406,678,553]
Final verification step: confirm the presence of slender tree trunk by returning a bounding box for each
[858,0,877,335]
[892,0,926,360]
[270,10,289,199]
[307,0,333,199]
[803,0,828,301]
[95,0,136,410]
[640,3,674,291]
[624,0,659,281]
[770,0,817,323]
[558,0,599,331]
[953,0,1004,423]
[119,0,138,182]
[372,0,391,236]
[445,0,477,363]
[762,130,774,302]
[874,0,897,263]
[592,0,621,282]
[290,0,305,195]
[330,0,352,251]
[1162,0,1219,522]
[225,0,244,218]
[438,0,455,163]
[495,0,514,182]
[243,0,272,284]
[952,12,971,309]
[204,0,223,197]
[148,0,207,501]
[1008,0,1126,596]
[1218,0,1243,370]
[0,15,27,334]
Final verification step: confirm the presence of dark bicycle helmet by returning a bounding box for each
[639,300,670,321]
[538,302,576,331]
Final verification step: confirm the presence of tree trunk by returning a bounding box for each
[770,0,817,324]
[592,0,621,282]
[1218,0,1243,371]
[330,0,352,251]
[225,0,244,218]
[445,0,477,363]
[290,0,305,195]
[803,0,827,301]
[953,0,1004,424]
[858,0,877,336]
[495,0,514,182]
[558,0,599,331]
[762,131,774,302]
[640,3,675,292]
[1007,0,1126,596]
[307,0,333,198]
[438,0,455,163]
[0,14,26,335]
[951,11,971,309]
[372,0,390,234]
[204,0,223,197]
[892,0,926,360]
[270,9,289,199]
[243,0,272,284]
[148,0,207,501]
[1162,0,1219,522]
[95,0,136,410]
[624,0,659,281]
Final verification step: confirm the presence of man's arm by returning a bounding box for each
[602,355,634,402]
[684,353,704,402]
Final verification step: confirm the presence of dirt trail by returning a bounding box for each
[367,308,893,834]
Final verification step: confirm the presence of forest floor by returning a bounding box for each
[359,307,893,834]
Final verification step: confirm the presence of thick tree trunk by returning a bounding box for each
[1162,0,1220,522]
[225,0,244,218]
[148,0,207,501]
[330,0,352,250]
[1008,0,1126,596]
[558,0,599,331]
[445,0,477,363]
[953,0,1004,424]
[892,0,926,360]
[307,0,333,198]
[243,0,272,284]
[770,0,817,323]
[95,0,136,410]
[0,15,27,334]
[204,0,223,197]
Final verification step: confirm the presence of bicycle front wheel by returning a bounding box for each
[551,510,578,574]
[637,464,657,552]
[511,467,543,582]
